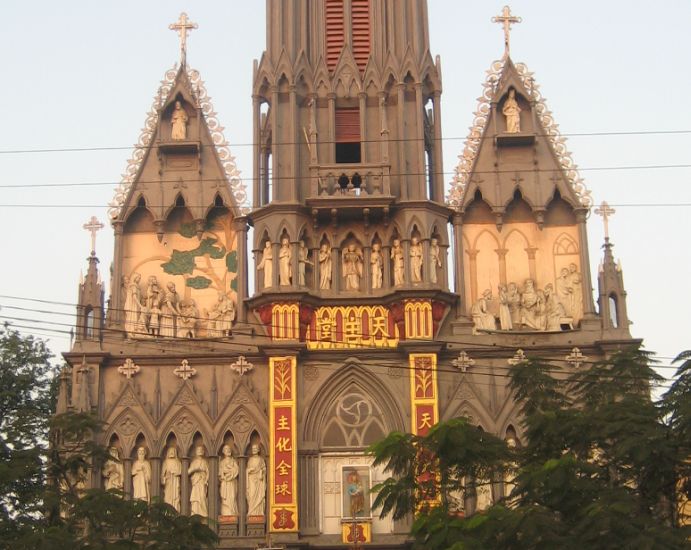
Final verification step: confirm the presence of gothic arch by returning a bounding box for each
[406,216,425,239]
[553,232,579,255]
[501,227,530,250]
[156,406,212,457]
[123,197,156,233]
[214,403,269,457]
[443,398,494,432]
[472,228,500,251]
[104,407,156,459]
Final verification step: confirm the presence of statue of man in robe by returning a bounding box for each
[278,238,292,286]
[219,445,239,516]
[371,243,383,289]
[246,444,266,517]
[410,237,423,283]
[502,89,521,133]
[297,241,312,287]
[171,100,189,140]
[102,446,124,491]
[188,446,209,517]
[208,292,235,337]
[391,239,405,287]
[161,446,182,512]
[429,238,442,284]
[257,241,273,289]
[318,243,332,290]
[342,244,363,291]
[131,446,151,502]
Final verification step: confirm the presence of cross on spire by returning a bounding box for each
[83,216,104,256]
[169,12,198,64]
[492,5,522,57]
[595,201,616,241]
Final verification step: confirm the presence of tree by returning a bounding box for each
[370,349,690,549]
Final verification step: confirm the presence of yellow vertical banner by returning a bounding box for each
[269,356,298,532]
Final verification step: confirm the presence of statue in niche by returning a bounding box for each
[502,89,521,133]
[568,263,584,323]
[160,282,180,338]
[124,273,144,338]
[410,237,423,283]
[298,241,312,287]
[342,244,364,291]
[177,299,199,338]
[208,292,235,337]
[474,478,493,512]
[246,444,266,517]
[507,282,521,326]
[520,279,541,330]
[504,437,518,502]
[171,100,189,140]
[188,446,209,517]
[497,284,512,330]
[257,241,273,289]
[102,446,124,491]
[278,238,292,286]
[471,289,497,331]
[318,243,332,290]
[346,470,365,517]
[161,446,182,512]
[544,283,566,331]
[371,243,383,289]
[556,268,573,316]
[131,447,152,503]
[429,238,442,284]
[219,444,239,516]
[145,276,162,337]
[391,239,405,287]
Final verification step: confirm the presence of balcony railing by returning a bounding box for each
[310,163,391,198]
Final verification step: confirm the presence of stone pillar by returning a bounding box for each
[525,247,538,283]
[150,457,161,500]
[402,239,411,287]
[363,244,372,292]
[441,242,450,291]
[111,223,124,326]
[289,85,298,203]
[233,216,249,322]
[298,444,320,535]
[452,214,465,306]
[496,248,508,286]
[252,95,261,209]
[123,458,132,499]
[208,454,219,524]
[576,210,596,315]
[291,241,300,290]
[382,244,392,289]
[378,92,390,164]
[414,82,426,200]
[331,245,341,292]
[396,84,407,200]
[359,91,367,163]
[271,241,280,288]
[311,245,319,290]
[467,250,479,308]
[421,238,431,284]
[431,91,444,202]
[270,86,280,200]
[181,457,190,515]
[327,93,336,162]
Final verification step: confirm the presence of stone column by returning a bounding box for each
[402,239,411,287]
[525,247,538,283]
[150,456,161,500]
[382,244,392,289]
[311,245,319,290]
[252,247,261,294]
[181,457,190,515]
[378,92,390,164]
[396,83,407,199]
[421,238,431,284]
[431,91,444,202]
[363,244,372,292]
[467,250,479,308]
[576,210,596,315]
[327,93,336,162]
[359,91,367,163]
[291,241,300,290]
[208,455,219,524]
[233,216,249,322]
[441,242,450,291]
[252,95,261,209]
[123,458,132,499]
[414,82,426,199]
[270,86,280,200]
[496,248,508,286]
[298,444,320,535]
[331,245,341,292]
[111,223,124,326]
[272,241,280,288]
[289,85,298,202]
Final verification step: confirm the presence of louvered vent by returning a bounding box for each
[351,0,371,71]
[325,0,345,70]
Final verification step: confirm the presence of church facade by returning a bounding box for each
[61,2,636,548]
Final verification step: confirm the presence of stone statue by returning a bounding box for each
[346,470,365,517]
[257,241,273,289]
[246,444,266,517]
[171,100,189,140]
[177,299,199,338]
[278,238,292,286]
[410,237,423,283]
[471,289,497,331]
[504,437,518,502]
[371,243,383,289]
[219,445,239,516]
[342,244,363,291]
[188,446,209,517]
[145,276,162,337]
[124,273,144,338]
[318,243,332,290]
[556,267,573,316]
[544,283,565,331]
[502,89,521,133]
[102,446,124,491]
[297,241,312,286]
[506,282,521,326]
[161,446,182,512]
[160,282,180,338]
[131,446,151,503]
[208,292,235,337]
[567,263,584,324]
[498,284,512,330]
[429,238,441,284]
[520,279,541,330]
[474,478,493,512]
[391,239,405,287]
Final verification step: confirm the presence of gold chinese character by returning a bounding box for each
[276,437,292,452]
[275,481,291,496]
[419,412,433,430]
[371,314,388,338]
[319,318,334,341]
[277,415,290,430]
[344,313,361,344]
[276,460,292,476]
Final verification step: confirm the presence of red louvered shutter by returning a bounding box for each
[351,0,371,71]
[335,108,360,143]
[325,0,345,71]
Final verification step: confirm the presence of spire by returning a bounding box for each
[56,365,71,414]
[74,216,104,346]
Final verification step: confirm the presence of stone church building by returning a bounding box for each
[60,2,635,548]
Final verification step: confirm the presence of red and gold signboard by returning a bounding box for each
[269,356,298,532]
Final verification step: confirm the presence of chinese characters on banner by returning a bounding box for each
[269,356,298,531]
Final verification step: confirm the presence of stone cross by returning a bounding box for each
[492,5,522,56]
[169,12,198,63]
[118,358,140,379]
[565,347,588,369]
[230,355,254,376]
[452,351,475,373]
[83,216,104,255]
[174,359,197,381]
[594,201,616,240]
[507,349,527,366]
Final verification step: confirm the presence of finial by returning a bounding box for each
[492,5,522,57]
[169,12,198,65]
[83,216,104,256]
[594,201,616,242]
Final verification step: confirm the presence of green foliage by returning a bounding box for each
[225,250,238,273]
[230,277,238,292]
[185,276,212,289]
[161,238,226,276]
[178,222,196,239]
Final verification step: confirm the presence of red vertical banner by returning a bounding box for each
[269,356,298,532]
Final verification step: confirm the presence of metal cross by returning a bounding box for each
[174,359,197,381]
[230,355,254,376]
[507,349,527,366]
[83,216,104,255]
[118,358,140,379]
[452,351,475,373]
[492,5,522,56]
[594,201,616,240]
[169,12,198,63]
[565,347,588,369]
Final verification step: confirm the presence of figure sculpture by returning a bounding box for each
[257,241,273,289]
[544,283,565,331]
[498,284,512,330]
[124,273,144,338]
[391,239,405,287]
[370,243,383,289]
[502,89,521,133]
[342,244,364,291]
[475,478,493,511]
[429,238,442,284]
[278,238,292,286]
[506,282,521,326]
[188,446,209,517]
[297,241,312,286]
[160,282,180,338]
[410,237,423,283]
[208,292,235,337]
[471,289,497,331]
[246,444,266,517]
[219,445,239,516]
[161,446,182,511]
[318,243,332,290]
[131,446,152,502]
[346,470,365,517]
[102,446,124,491]
[177,299,199,338]
[568,263,584,324]
[171,100,188,140]
[520,279,541,330]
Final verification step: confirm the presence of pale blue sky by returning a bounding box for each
[0,1,689,383]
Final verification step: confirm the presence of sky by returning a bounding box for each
[0,1,689,386]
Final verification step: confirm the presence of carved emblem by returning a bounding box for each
[174,359,197,381]
[230,356,254,376]
[303,366,319,381]
[508,349,527,366]
[452,351,475,373]
[230,411,252,433]
[336,393,372,428]
[120,389,138,407]
[175,413,195,434]
[176,388,196,405]
[118,415,140,436]
[566,347,588,369]
[118,358,140,379]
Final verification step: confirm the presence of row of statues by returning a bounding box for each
[103,444,266,518]
[471,264,583,332]
[123,274,235,339]
[258,237,443,291]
